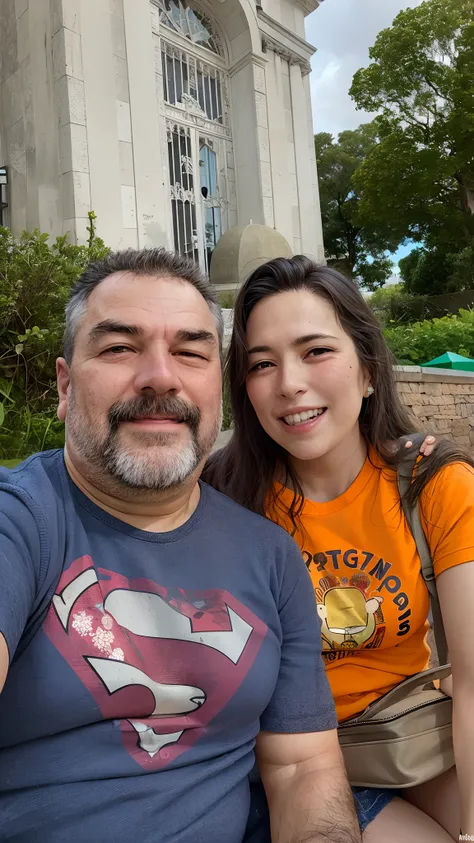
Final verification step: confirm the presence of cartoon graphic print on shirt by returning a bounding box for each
[303,547,413,663]
[43,556,268,771]
[315,572,385,653]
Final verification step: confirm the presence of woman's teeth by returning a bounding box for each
[283,409,326,426]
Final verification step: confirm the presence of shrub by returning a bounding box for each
[383,308,474,365]
[218,290,236,309]
[0,213,109,460]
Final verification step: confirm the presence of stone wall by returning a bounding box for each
[395,366,474,448]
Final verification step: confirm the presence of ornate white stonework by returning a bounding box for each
[0,0,326,269]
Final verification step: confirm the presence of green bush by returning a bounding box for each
[367,283,413,325]
[383,308,474,365]
[218,290,236,309]
[221,379,233,431]
[0,213,109,460]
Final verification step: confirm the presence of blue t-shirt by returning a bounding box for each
[0,450,336,843]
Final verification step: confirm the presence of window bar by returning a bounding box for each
[190,129,205,268]
[173,128,182,255]
[162,49,169,103]
[215,73,222,124]
[185,128,194,258]
[179,50,185,103]
[200,63,208,119]
[210,75,218,122]
[189,56,197,99]
[205,69,212,120]
[172,51,179,106]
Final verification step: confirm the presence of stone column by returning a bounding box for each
[52,0,90,243]
[123,0,169,248]
[289,61,319,257]
[264,49,294,247]
[229,54,268,227]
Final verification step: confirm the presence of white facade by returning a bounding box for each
[0,0,326,271]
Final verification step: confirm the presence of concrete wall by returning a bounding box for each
[395,366,474,448]
[0,0,62,236]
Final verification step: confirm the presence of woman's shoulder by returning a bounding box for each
[421,459,474,501]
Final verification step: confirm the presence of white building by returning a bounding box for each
[0,0,326,276]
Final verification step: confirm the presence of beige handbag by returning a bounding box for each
[338,437,454,788]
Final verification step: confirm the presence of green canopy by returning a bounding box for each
[421,351,474,371]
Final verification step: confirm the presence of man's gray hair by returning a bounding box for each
[64,247,223,363]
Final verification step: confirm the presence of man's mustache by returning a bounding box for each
[108,396,201,433]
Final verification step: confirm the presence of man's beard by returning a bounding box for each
[66,392,221,492]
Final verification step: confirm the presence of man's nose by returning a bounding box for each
[133,351,183,395]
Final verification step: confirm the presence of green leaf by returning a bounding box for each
[15,343,24,355]
[0,403,4,427]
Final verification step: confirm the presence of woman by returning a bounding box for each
[204,256,474,842]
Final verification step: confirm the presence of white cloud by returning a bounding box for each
[306,0,424,136]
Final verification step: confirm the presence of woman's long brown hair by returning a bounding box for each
[203,256,473,530]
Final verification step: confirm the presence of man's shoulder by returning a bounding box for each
[201,482,296,547]
[0,450,65,509]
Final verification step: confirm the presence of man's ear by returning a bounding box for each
[57,358,70,422]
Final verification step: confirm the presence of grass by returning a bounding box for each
[0,460,21,468]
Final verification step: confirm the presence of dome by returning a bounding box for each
[209,224,292,287]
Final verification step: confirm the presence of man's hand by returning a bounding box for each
[405,434,436,457]
[256,729,361,843]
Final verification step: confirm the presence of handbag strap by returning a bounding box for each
[396,434,449,666]
[344,663,452,722]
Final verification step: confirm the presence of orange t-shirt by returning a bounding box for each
[267,453,474,722]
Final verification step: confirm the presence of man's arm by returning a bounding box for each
[437,561,474,837]
[0,633,8,693]
[0,478,44,695]
[257,729,360,843]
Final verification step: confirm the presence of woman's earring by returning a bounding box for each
[366,385,374,397]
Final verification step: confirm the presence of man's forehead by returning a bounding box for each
[85,271,216,329]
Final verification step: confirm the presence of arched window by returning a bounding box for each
[155,0,236,272]
[158,0,223,55]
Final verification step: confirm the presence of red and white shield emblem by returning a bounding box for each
[43,556,268,770]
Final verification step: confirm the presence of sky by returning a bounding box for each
[306,0,424,274]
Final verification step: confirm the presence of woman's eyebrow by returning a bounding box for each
[248,333,337,354]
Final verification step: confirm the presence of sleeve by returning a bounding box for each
[420,462,474,578]
[0,483,42,662]
[260,536,338,734]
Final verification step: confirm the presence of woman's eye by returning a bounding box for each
[249,360,274,373]
[307,347,331,358]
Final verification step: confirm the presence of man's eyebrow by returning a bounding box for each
[248,333,337,354]
[88,320,143,342]
[175,329,217,345]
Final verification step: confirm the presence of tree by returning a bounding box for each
[350,0,474,272]
[399,243,474,295]
[315,125,397,290]
[398,248,452,296]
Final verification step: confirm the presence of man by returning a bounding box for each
[0,248,360,842]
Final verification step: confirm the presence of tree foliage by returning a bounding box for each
[0,214,109,459]
[350,0,474,272]
[315,125,397,290]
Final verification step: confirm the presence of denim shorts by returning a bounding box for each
[352,786,398,831]
[244,780,398,840]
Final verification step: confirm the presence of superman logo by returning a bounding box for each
[43,556,267,770]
